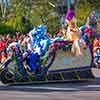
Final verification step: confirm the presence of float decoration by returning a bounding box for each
[0,24,95,84]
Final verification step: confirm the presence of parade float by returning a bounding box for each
[0,0,99,85]
[0,20,96,84]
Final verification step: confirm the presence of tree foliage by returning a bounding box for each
[77,0,100,26]
[0,0,100,35]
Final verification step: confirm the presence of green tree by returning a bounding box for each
[77,0,100,26]
[0,0,100,35]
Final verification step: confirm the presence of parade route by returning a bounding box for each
[0,68,100,100]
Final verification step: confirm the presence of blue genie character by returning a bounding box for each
[33,25,51,56]
[25,25,51,74]
[24,28,41,74]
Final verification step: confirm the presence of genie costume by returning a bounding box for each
[25,51,40,73]
[25,25,51,73]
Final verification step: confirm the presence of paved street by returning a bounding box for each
[0,68,100,100]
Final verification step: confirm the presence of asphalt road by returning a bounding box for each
[0,68,100,100]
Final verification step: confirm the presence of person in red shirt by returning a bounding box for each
[0,37,7,64]
[1,38,7,51]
